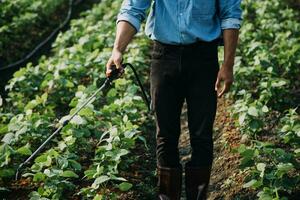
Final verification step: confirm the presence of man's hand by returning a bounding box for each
[106,49,124,77]
[105,21,137,78]
[215,29,239,97]
[215,64,234,98]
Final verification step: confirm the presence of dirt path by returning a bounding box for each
[179,98,250,200]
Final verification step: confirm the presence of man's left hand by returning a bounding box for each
[214,64,234,98]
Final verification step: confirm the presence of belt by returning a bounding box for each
[153,38,219,49]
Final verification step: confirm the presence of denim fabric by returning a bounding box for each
[117,0,242,44]
[150,40,219,168]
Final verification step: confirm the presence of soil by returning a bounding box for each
[207,98,255,200]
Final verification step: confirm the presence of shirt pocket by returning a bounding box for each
[192,0,216,16]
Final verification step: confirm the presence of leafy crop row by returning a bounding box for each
[0,0,151,199]
[230,0,300,199]
[0,0,68,65]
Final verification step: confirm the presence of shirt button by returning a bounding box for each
[180,13,183,15]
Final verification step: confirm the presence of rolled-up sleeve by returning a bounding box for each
[117,0,151,32]
[218,0,242,29]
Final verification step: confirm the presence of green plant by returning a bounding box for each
[229,0,300,199]
[0,0,152,198]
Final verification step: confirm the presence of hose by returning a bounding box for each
[1,0,75,71]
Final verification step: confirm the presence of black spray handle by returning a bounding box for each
[108,63,127,81]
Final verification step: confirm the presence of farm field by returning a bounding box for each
[0,0,299,199]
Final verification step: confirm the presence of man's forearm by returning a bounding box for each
[214,29,239,97]
[113,21,137,53]
[222,29,239,69]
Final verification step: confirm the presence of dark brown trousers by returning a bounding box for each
[150,40,219,168]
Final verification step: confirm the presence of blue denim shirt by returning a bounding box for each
[117,0,242,45]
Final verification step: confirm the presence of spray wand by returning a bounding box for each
[15,63,150,180]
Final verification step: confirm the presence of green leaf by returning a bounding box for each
[294,148,300,157]
[249,120,262,131]
[256,163,266,178]
[78,85,86,91]
[93,194,103,200]
[257,163,266,172]
[243,179,256,188]
[0,168,15,178]
[41,93,48,103]
[38,155,52,167]
[123,115,128,122]
[243,179,261,188]
[262,105,269,113]
[138,135,148,150]
[281,125,291,132]
[57,157,68,169]
[276,163,294,178]
[237,144,246,153]
[61,170,79,178]
[92,175,110,189]
[79,36,89,45]
[66,80,74,88]
[29,191,42,200]
[79,107,94,117]
[124,130,136,139]
[33,172,45,182]
[84,169,97,179]
[25,100,38,110]
[248,107,259,117]
[35,154,47,163]
[111,175,127,181]
[114,149,129,161]
[107,88,117,98]
[70,115,86,125]
[257,191,273,200]
[239,147,256,168]
[58,141,67,151]
[118,182,133,192]
[17,144,32,155]
[272,80,287,87]
[13,68,26,78]
[1,132,14,144]
[238,113,246,125]
[0,125,8,135]
[37,187,44,196]
[70,160,82,171]
[294,125,300,137]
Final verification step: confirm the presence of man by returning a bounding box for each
[106,0,242,199]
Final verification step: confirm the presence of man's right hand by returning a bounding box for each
[106,20,137,77]
[106,49,124,77]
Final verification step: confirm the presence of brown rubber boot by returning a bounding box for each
[185,163,212,200]
[157,165,182,200]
